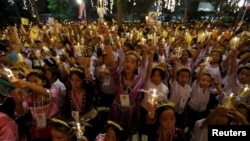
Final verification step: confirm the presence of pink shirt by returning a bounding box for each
[0,112,19,141]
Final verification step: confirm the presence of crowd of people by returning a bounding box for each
[0,19,249,141]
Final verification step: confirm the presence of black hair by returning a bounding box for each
[105,121,129,141]
[69,67,86,88]
[154,105,176,129]
[151,67,166,80]
[26,69,51,89]
[237,65,250,75]
[177,67,191,77]
[46,66,61,81]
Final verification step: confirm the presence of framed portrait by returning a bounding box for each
[148,12,158,24]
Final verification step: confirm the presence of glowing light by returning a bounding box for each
[8,0,15,5]
[22,0,28,10]
[155,0,180,14]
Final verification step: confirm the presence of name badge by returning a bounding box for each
[35,113,46,128]
[179,98,187,109]
[103,76,111,86]
[199,101,207,111]
[120,94,130,107]
[72,111,80,122]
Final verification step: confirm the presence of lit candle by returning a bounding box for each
[141,38,146,45]
[231,37,239,49]
[204,56,212,66]
[148,89,158,106]
[224,93,234,108]
[76,122,83,139]
[176,47,182,58]
[4,67,17,81]
[240,85,249,97]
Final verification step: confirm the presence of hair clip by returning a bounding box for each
[156,101,175,110]
[107,120,123,131]
[70,67,84,73]
[50,118,70,129]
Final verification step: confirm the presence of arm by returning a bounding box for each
[170,57,179,83]
[12,80,50,97]
[144,45,155,81]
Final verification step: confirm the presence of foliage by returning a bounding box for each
[0,0,34,27]
[47,0,77,21]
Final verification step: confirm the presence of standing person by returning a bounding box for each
[11,69,59,141]
[169,57,192,129]
[45,67,67,110]
[63,67,102,141]
[100,23,145,136]
[0,82,19,141]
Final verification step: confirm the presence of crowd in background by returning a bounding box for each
[0,19,250,141]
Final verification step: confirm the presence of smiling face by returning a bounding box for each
[200,74,212,88]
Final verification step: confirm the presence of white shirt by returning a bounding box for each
[188,80,210,112]
[191,119,208,141]
[141,80,169,109]
[51,79,66,108]
[170,80,192,114]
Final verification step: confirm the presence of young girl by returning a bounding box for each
[101,23,145,135]
[63,67,102,141]
[11,69,59,141]
[187,62,215,130]
[95,120,128,141]
[49,116,88,141]
[170,57,192,128]
[219,49,250,104]
[145,101,187,141]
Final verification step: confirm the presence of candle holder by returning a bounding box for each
[69,121,91,140]
[140,88,166,106]
[203,56,212,66]
[222,93,235,108]
[175,47,183,58]
[237,85,249,100]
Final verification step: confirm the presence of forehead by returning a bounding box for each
[125,54,138,60]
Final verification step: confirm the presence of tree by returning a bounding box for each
[0,0,35,27]
[47,0,77,21]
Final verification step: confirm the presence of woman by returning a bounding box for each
[12,69,59,141]
[63,67,102,141]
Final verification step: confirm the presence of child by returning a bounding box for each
[145,101,187,141]
[11,69,59,140]
[95,120,128,141]
[187,62,215,130]
[49,116,88,141]
[170,57,192,129]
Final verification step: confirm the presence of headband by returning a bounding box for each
[50,118,70,129]
[107,120,123,131]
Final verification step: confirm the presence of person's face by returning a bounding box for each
[104,128,117,141]
[200,75,212,88]
[238,69,250,84]
[86,50,93,57]
[45,70,53,82]
[210,52,220,64]
[177,71,190,86]
[51,128,71,141]
[123,54,138,74]
[159,109,176,130]
[181,50,190,61]
[158,47,165,55]
[191,48,198,58]
[70,74,83,90]
[27,75,44,87]
[151,70,162,86]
